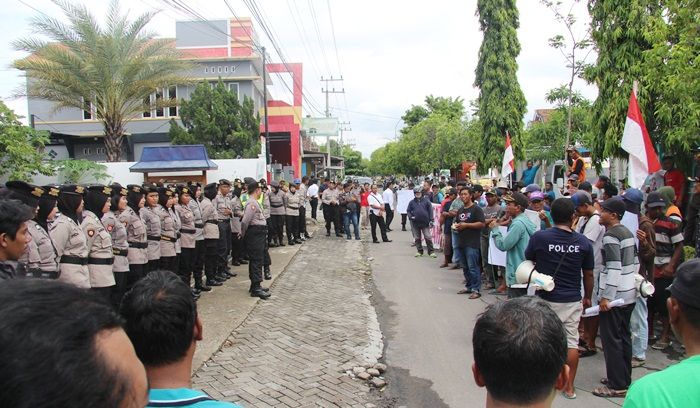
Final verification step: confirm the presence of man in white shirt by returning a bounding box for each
[382,182,396,231]
[307,180,319,221]
[369,184,391,244]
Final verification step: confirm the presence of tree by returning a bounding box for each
[56,159,109,184]
[13,0,192,161]
[170,80,261,159]
[474,0,527,172]
[400,95,465,135]
[0,100,54,181]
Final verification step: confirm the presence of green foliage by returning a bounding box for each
[401,95,465,135]
[13,0,192,161]
[318,140,366,175]
[170,80,261,159]
[474,0,527,172]
[0,100,54,181]
[56,159,109,184]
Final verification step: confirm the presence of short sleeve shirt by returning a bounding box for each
[623,355,700,408]
[455,204,485,248]
[148,388,242,407]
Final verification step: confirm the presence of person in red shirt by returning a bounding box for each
[360,183,370,230]
[662,155,686,207]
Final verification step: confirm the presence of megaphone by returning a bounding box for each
[515,260,555,292]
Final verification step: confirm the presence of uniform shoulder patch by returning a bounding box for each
[36,224,43,230]
[106,224,114,232]
[87,229,95,238]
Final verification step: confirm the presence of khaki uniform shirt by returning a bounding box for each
[175,204,196,249]
[285,191,303,216]
[171,207,182,254]
[322,188,339,206]
[241,198,267,236]
[230,195,243,234]
[269,190,286,215]
[189,199,204,241]
[298,184,308,207]
[213,192,231,221]
[120,207,147,265]
[261,190,271,219]
[25,220,58,274]
[141,206,161,261]
[81,210,115,288]
[102,211,129,273]
[156,206,176,257]
[20,222,41,273]
[50,213,90,288]
[200,197,220,240]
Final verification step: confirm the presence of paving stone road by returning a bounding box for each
[192,230,384,408]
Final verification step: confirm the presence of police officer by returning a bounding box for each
[298,177,310,240]
[156,187,177,272]
[51,185,90,288]
[285,182,302,245]
[31,186,60,278]
[213,179,235,280]
[170,186,182,271]
[1,181,46,277]
[104,184,129,307]
[175,185,197,293]
[201,182,222,287]
[188,184,209,292]
[230,186,245,266]
[322,180,341,236]
[82,185,115,301]
[241,181,271,299]
[141,185,162,272]
[122,184,148,285]
[269,180,286,246]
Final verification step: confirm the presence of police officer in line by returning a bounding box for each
[201,182,223,287]
[122,184,148,286]
[141,185,162,273]
[298,177,311,240]
[322,180,341,237]
[170,187,182,270]
[213,179,235,280]
[188,184,210,292]
[156,187,177,272]
[269,180,286,247]
[82,185,115,301]
[241,180,271,299]
[51,185,90,288]
[104,184,129,306]
[230,186,245,266]
[175,185,199,299]
[32,186,60,278]
[285,181,302,245]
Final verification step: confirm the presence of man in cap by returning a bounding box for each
[0,199,34,280]
[564,174,579,196]
[407,186,435,257]
[241,181,271,299]
[593,198,637,398]
[645,191,684,351]
[322,180,341,237]
[488,192,537,297]
[529,191,552,230]
[268,180,286,246]
[623,258,700,408]
[213,180,235,279]
[200,183,222,288]
[521,183,541,197]
[1,181,45,277]
[481,188,504,290]
[298,177,311,240]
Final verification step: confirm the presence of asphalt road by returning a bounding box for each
[369,226,679,408]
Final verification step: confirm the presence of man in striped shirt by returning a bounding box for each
[646,192,684,350]
[593,198,638,399]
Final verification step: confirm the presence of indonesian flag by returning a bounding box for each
[501,131,515,178]
[621,91,660,188]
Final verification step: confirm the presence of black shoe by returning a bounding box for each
[335,234,343,237]
[383,239,392,243]
[288,240,295,246]
[373,240,380,244]
[232,261,241,266]
[387,228,393,232]
[304,234,311,239]
[206,279,223,287]
[264,270,272,280]
[269,241,278,248]
[239,260,248,265]
[216,274,229,281]
[192,288,202,295]
[295,239,303,244]
[402,227,407,231]
[326,231,331,237]
[196,283,212,292]
[250,289,271,299]
[224,271,237,278]
[279,241,286,246]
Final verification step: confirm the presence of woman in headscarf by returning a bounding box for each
[103,184,129,307]
[121,185,148,285]
[82,185,115,300]
[155,187,177,272]
[50,185,90,288]
[658,186,683,225]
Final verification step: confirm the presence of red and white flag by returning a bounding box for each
[501,131,515,178]
[621,91,660,188]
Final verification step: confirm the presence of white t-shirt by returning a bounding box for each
[307,184,319,198]
[382,189,395,210]
[368,193,384,215]
[576,211,604,272]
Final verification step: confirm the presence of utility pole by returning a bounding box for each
[338,121,351,178]
[262,47,270,178]
[321,76,344,174]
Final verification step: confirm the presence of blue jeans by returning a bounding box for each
[451,231,460,265]
[343,211,360,239]
[631,297,648,360]
[455,246,481,292]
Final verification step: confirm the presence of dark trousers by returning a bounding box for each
[111,272,128,309]
[178,247,195,286]
[204,239,218,282]
[146,259,159,273]
[384,204,394,229]
[266,218,274,244]
[324,205,340,234]
[231,232,243,263]
[127,263,145,287]
[310,198,319,219]
[271,214,285,243]
[370,212,389,242]
[217,222,232,273]
[245,225,267,288]
[298,206,307,236]
[600,303,635,390]
[286,215,299,241]
[159,256,177,273]
[192,240,205,284]
[401,214,407,229]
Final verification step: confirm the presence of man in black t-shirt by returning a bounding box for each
[453,187,485,298]
[524,198,594,399]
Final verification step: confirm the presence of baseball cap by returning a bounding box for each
[568,174,580,181]
[520,183,541,194]
[622,188,644,205]
[646,191,667,208]
[270,180,279,188]
[470,184,484,193]
[579,181,593,192]
[570,191,592,207]
[484,189,496,196]
[447,188,458,196]
[668,258,700,309]
[503,192,529,209]
[600,197,626,218]
[529,191,545,202]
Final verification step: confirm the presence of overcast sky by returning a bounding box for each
[0,0,596,159]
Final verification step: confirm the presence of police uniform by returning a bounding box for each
[269,184,286,246]
[122,185,148,286]
[105,185,129,306]
[141,185,162,272]
[200,183,222,287]
[175,186,196,287]
[188,185,208,291]
[82,185,116,299]
[322,184,341,236]
[213,179,233,278]
[51,185,90,288]
[156,187,177,272]
[297,179,309,239]
[4,181,45,275]
[285,188,302,244]
[241,185,270,299]
[230,192,244,265]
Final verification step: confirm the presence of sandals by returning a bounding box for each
[578,345,597,357]
[652,340,672,350]
[592,386,627,398]
[469,292,482,299]
[561,390,577,399]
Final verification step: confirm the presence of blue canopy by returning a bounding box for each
[130,145,218,172]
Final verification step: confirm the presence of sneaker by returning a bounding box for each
[428,253,437,258]
[414,252,423,257]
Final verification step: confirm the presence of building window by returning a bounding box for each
[204,67,209,73]
[155,89,164,117]
[143,95,151,118]
[231,65,236,72]
[82,98,93,120]
[83,147,92,155]
[95,147,105,155]
[217,66,222,73]
[228,82,239,97]
[168,86,177,117]
[224,66,229,73]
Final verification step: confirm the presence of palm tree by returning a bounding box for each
[13,0,192,161]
